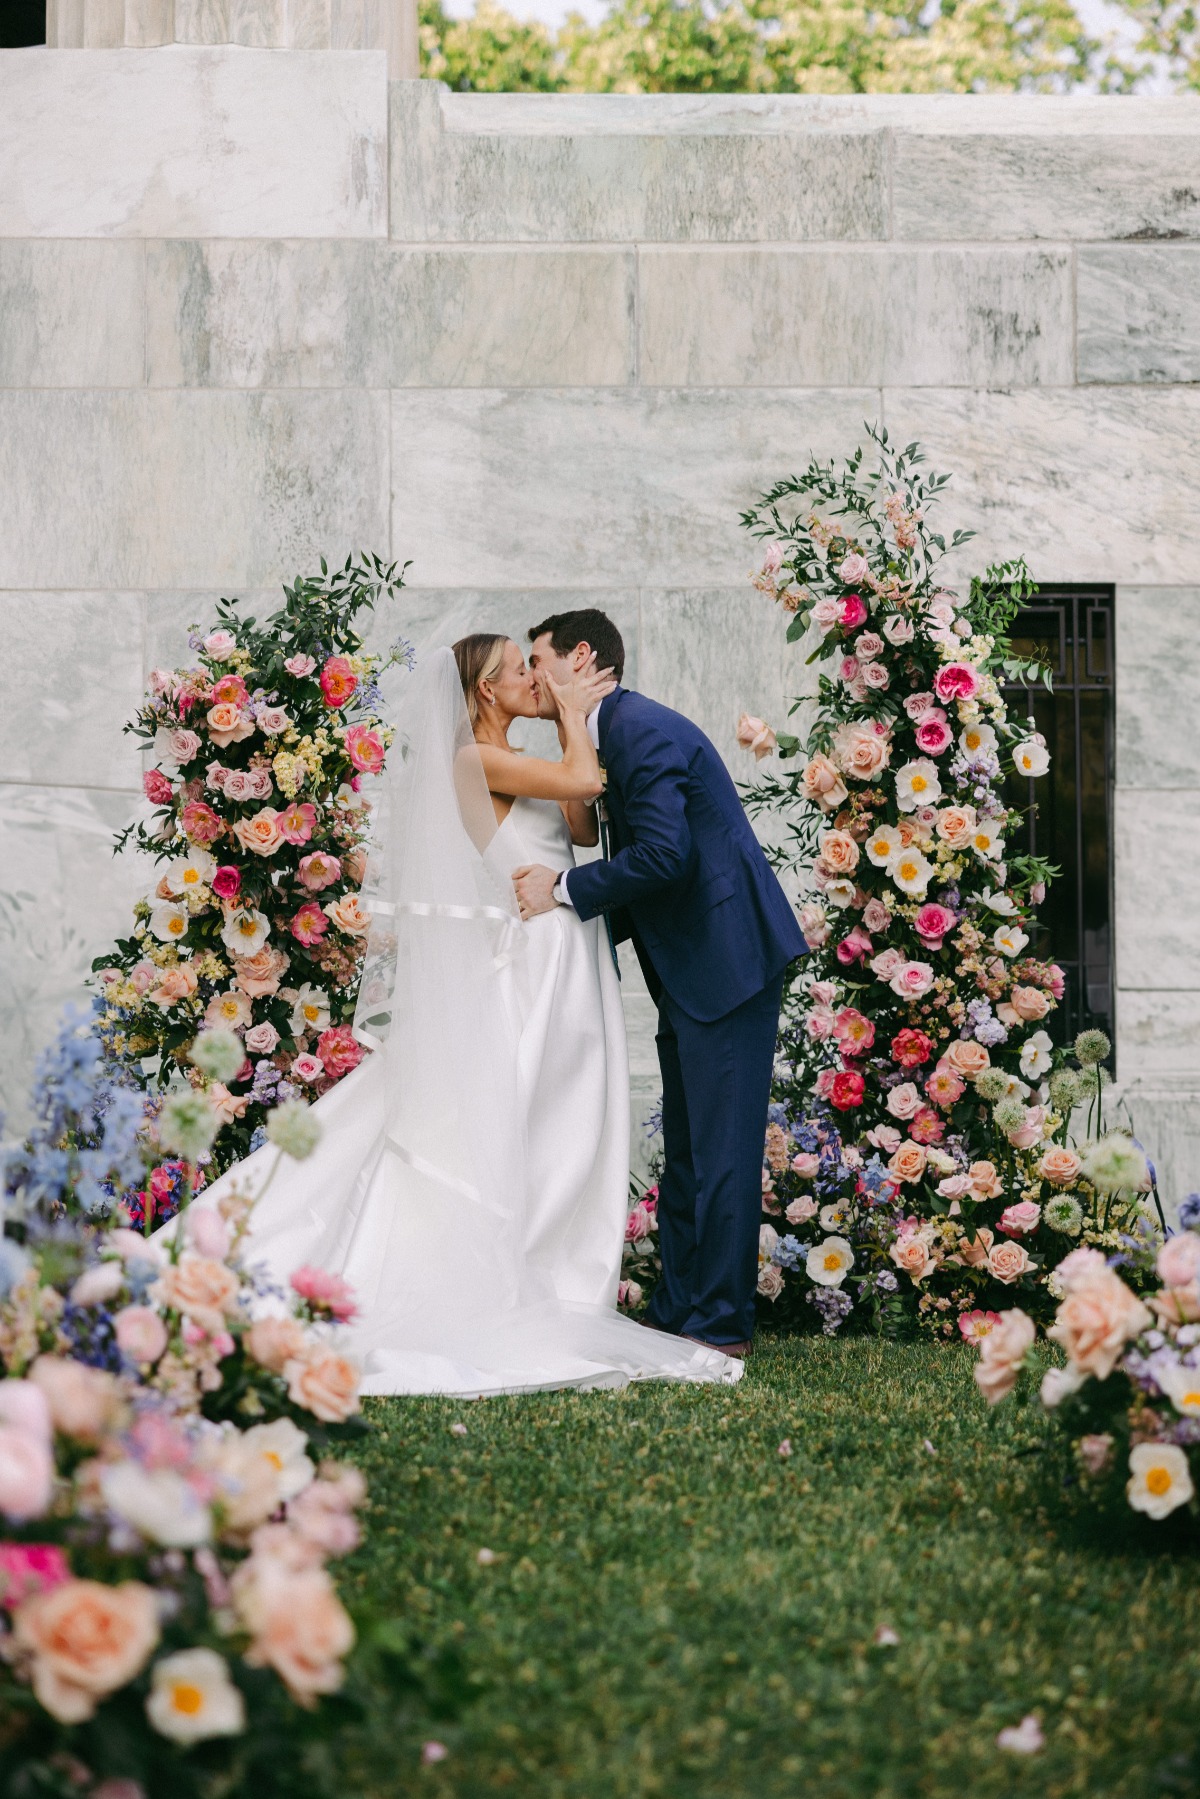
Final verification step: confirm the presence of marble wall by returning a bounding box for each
[2,52,1199,1192]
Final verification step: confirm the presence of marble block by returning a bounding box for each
[0,390,389,589]
[0,48,387,238]
[1106,1078,1200,1221]
[893,129,1200,242]
[639,247,1073,390]
[390,388,879,589]
[1115,587,1200,789]
[0,593,144,790]
[1118,990,1200,1081]
[1114,789,1200,990]
[390,82,888,244]
[1078,247,1200,386]
[639,588,793,772]
[879,387,1200,587]
[0,785,146,1132]
[145,241,634,387]
[143,588,279,678]
[0,241,145,387]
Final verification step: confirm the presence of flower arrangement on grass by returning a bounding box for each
[0,1010,395,1794]
[737,428,1160,1335]
[92,553,410,1181]
[972,1195,1200,1530]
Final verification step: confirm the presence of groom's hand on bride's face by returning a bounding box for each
[513,864,559,919]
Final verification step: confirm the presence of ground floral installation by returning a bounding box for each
[729,427,1162,1340]
[0,1009,436,1798]
[93,553,411,1188]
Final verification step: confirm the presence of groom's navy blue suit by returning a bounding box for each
[566,687,807,1347]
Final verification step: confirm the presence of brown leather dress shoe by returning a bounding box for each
[684,1334,752,1359]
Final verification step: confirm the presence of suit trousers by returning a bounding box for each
[645,974,785,1347]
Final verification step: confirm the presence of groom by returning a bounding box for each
[515,609,807,1358]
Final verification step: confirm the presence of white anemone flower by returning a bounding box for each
[1019,1030,1054,1080]
[1156,1362,1200,1419]
[894,759,942,813]
[978,888,1017,915]
[819,1201,855,1232]
[891,848,934,898]
[1014,736,1051,777]
[960,721,998,758]
[970,824,1004,861]
[806,1237,855,1288]
[164,849,217,898]
[993,924,1030,958]
[100,1462,212,1548]
[291,982,332,1038]
[823,878,858,909]
[149,901,189,944]
[1127,1442,1195,1520]
[220,906,270,957]
[146,1648,246,1744]
[865,824,905,868]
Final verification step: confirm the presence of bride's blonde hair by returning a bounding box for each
[453,633,509,728]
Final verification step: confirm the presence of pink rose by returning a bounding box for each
[344,725,386,775]
[317,1026,364,1080]
[625,1206,652,1243]
[933,663,979,702]
[839,553,870,584]
[185,1206,231,1259]
[1006,1104,1047,1151]
[915,716,953,756]
[244,1022,280,1055]
[246,1316,309,1373]
[0,1543,70,1610]
[283,1350,360,1425]
[861,660,890,691]
[839,594,868,629]
[143,769,173,806]
[760,541,784,577]
[785,1195,817,1223]
[866,1124,902,1152]
[291,1053,325,1083]
[159,727,203,766]
[882,616,914,645]
[1157,1232,1200,1288]
[861,897,891,934]
[285,654,317,678]
[1010,985,1051,1022]
[277,802,317,846]
[0,1383,54,1522]
[204,629,237,660]
[800,752,849,812]
[219,770,258,804]
[791,1152,820,1178]
[870,947,907,981]
[914,902,955,951]
[886,1083,923,1121]
[797,902,830,948]
[810,597,842,634]
[258,707,290,737]
[736,714,777,761]
[129,960,157,994]
[888,1142,928,1184]
[854,631,884,661]
[291,1266,359,1323]
[889,961,935,999]
[1048,1267,1152,1377]
[974,1307,1036,1404]
[113,1306,168,1366]
[836,926,873,967]
[290,903,330,946]
[987,1240,1034,1285]
[838,656,860,685]
[890,1227,936,1282]
[212,865,241,900]
[297,852,342,893]
[999,1201,1042,1237]
[903,692,936,721]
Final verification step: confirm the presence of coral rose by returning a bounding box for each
[245,1316,309,1375]
[284,1350,361,1424]
[180,801,223,846]
[317,1026,364,1079]
[974,1308,1036,1404]
[1157,1231,1200,1288]
[233,810,284,857]
[233,944,290,998]
[153,1255,240,1336]
[945,1040,991,1079]
[956,1227,994,1268]
[1011,985,1051,1022]
[987,1240,1034,1285]
[936,804,976,848]
[1038,1147,1081,1187]
[1047,1268,1152,1377]
[831,720,891,781]
[735,714,777,761]
[890,1229,936,1283]
[206,702,255,748]
[968,1160,1004,1199]
[887,1142,927,1183]
[147,963,199,1010]
[13,1580,159,1723]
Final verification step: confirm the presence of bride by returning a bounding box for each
[175,639,742,1395]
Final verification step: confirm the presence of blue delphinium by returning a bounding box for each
[1179,1194,1200,1231]
[773,1235,805,1271]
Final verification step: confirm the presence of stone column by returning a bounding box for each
[44,0,420,73]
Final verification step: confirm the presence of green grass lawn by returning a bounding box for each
[338,1338,1200,1799]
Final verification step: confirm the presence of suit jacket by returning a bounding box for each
[567,687,807,1023]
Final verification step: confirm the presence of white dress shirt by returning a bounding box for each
[554,702,603,909]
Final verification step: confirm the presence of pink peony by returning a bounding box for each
[290,903,330,947]
[212,865,241,900]
[290,1266,359,1323]
[143,769,173,806]
[290,1053,325,1084]
[833,1007,875,1055]
[319,657,358,709]
[829,1069,865,1111]
[933,662,979,702]
[914,902,955,951]
[180,801,223,846]
[285,654,317,678]
[999,1201,1042,1237]
[909,1108,945,1145]
[915,716,953,756]
[276,803,317,846]
[925,1066,965,1109]
[317,1026,364,1080]
[0,1543,70,1609]
[839,594,868,629]
[344,725,386,775]
[297,852,342,893]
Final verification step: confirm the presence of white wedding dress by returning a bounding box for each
[177,651,740,1397]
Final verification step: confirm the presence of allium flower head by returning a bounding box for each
[1079,1132,1149,1195]
[1043,1193,1083,1236]
[190,1030,244,1086]
[1074,1028,1112,1067]
[266,1100,322,1162]
[159,1091,220,1161]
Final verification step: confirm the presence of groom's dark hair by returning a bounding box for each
[528,608,625,684]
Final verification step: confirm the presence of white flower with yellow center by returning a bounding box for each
[891,848,934,898]
[146,1648,246,1744]
[1155,1363,1200,1420]
[819,1201,855,1232]
[208,990,251,1030]
[164,849,217,897]
[240,1416,315,1503]
[219,906,270,957]
[1014,736,1051,777]
[758,1223,779,1268]
[806,1237,854,1288]
[993,924,1030,958]
[865,824,904,868]
[1019,1030,1054,1080]
[149,901,189,944]
[970,823,1004,861]
[291,982,331,1038]
[978,887,1017,915]
[895,760,942,813]
[1126,1442,1195,1520]
[823,877,858,910]
[960,721,998,758]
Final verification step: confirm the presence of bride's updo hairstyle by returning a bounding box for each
[453,633,508,727]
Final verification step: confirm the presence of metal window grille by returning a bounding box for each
[1000,586,1115,1056]
[1,0,45,44]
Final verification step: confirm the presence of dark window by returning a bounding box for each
[1,0,45,44]
[1001,586,1115,1056]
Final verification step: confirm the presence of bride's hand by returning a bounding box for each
[540,652,616,719]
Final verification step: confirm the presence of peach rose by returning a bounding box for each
[147,963,199,1010]
[245,1316,309,1375]
[322,894,371,938]
[974,1307,1036,1404]
[113,1306,168,1366]
[800,753,848,813]
[887,1142,928,1184]
[831,721,891,781]
[1158,1232,1200,1288]
[968,1160,1004,1200]
[13,1579,159,1723]
[987,1240,1033,1285]
[935,805,976,849]
[1039,1147,1081,1187]
[1047,1268,1152,1378]
[29,1358,121,1443]
[207,1083,248,1126]
[233,810,284,857]
[153,1255,240,1336]
[206,702,255,748]
[817,830,860,877]
[956,1226,994,1268]
[890,1230,937,1283]
[735,714,776,760]
[233,944,290,998]
[1149,1283,1200,1325]
[236,1561,354,1703]
[284,1350,360,1424]
[945,1041,991,1079]
[1011,986,1051,1022]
